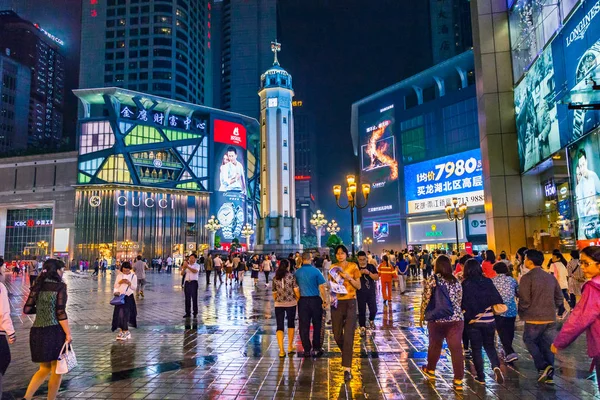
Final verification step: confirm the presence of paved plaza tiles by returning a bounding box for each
[2,268,599,400]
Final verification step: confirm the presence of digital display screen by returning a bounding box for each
[358,105,401,245]
[569,132,600,247]
[212,119,247,243]
[404,148,484,214]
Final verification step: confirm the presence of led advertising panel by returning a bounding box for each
[407,218,466,245]
[569,131,600,247]
[212,119,247,243]
[404,148,484,214]
[358,104,401,245]
[514,46,561,172]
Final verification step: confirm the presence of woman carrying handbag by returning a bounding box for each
[22,259,72,400]
[0,277,15,397]
[111,262,138,341]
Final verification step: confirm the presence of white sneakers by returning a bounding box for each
[116,331,131,341]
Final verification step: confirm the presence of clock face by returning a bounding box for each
[217,204,235,226]
[268,97,278,108]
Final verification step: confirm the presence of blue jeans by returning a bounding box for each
[523,323,556,371]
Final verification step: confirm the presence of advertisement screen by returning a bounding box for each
[358,104,401,245]
[407,218,466,245]
[404,148,484,214]
[569,131,600,247]
[212,119,247,243]
[514,46,561,172]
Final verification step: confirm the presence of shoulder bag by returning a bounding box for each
[56,342,77,374]
[424,276,454,321]
[110,280,131,306]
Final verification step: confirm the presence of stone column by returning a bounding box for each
[470,0,526,254]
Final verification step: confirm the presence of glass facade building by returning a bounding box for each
[74,88,259,261]
[4,208,53,260]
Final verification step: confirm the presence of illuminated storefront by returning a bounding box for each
[73,88,259,260]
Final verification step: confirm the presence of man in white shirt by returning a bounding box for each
[181,254,199,318]
[219,147,246,192]
[167,256,173,274]
[213,254,223,285]
[132,255,148,298]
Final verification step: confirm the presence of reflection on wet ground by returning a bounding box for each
[3,271,599,399]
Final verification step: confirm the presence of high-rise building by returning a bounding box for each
[212,0,278,120]
[79,0,211,105]
[0,55,31,152]
[0,10,66,149]
[293,99,318,236]
[430,0,472,64]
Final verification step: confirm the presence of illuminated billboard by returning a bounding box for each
[212,119,247,242]
[404,148,484,214]
[358,104,401,245]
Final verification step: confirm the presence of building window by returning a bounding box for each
[283,140,287,147]
[283,117,287,124]
[283,163,288,171]
[80,121,115,155]
[284,187,288,194]
[284,211,289,217]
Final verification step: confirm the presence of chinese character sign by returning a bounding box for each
[404,148,485,214]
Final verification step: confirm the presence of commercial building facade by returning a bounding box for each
[0,10,66,150]
[470,0,598,253]
[80,0,211,105]
[73,87,259,261]
[351,51,486,253]
[0,54,31,152]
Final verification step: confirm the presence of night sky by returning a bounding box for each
[278,0,433,243]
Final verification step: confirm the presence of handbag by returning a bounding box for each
[424,276,454,321]
[492,303,508,315]
[56,342,77,374]
[110,282,130,306]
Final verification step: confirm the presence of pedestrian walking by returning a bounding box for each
[28,261,40,286]
[322,254,332,275]
[356,251,378,336]
[408,251,418,279]
[396,255,409,294]
[262,256,272,285]
[205,254,213,286]
[0,278,15,397]
[419,255,465,391]
[295,251,328,358]
[491,262,519,363]
[547,249,570,317]
[22,259,72,400]
[199,254,205,272]
[462,259,505,384]
[92,258,99,276]
[566,250,584,308]
[101,258,107,275]
[552,245,600,391]
[519,249,563,384]
[329,245,361,381]
[272,259,298,357]
[236,257,246,286]
[224,257,234,285]
[482,250,497,278]
[181,254,200,318]
[132,255,148,299]
[421,250,433,279]
[251,255,260,286]
[378,255,395,306]
[166,255,173,274]
[111,262,138,340]
[213,254,223,285]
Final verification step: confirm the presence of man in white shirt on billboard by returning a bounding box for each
[219,146,245,192]
[575,148,600,239]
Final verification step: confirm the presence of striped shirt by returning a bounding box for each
[470,307,495,324]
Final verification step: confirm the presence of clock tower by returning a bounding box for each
[255,41,303,254]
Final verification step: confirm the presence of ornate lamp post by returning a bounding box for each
[363,237,372,252]
[205,215,221,250]
[326,219,340,235]
[333,175,370,257]
[37,240,48,257]
[122,239,134,260]
[240,223,255,252]
[445,198,468,253]
[310,210,328,248]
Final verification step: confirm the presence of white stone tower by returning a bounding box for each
[255,41,303,254]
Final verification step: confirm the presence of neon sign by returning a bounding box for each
[33,24,64,46]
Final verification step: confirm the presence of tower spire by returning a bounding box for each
[271,40,281,66]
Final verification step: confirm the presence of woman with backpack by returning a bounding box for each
[462,259,505,384]
[419,255,465,391]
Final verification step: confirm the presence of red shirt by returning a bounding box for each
[482,261,497,278]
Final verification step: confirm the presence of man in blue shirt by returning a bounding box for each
[294,252,329,357]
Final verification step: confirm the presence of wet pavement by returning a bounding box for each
[2,269,599,399]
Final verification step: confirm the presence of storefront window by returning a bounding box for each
[4,208,53,261]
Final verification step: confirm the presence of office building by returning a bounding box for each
[351,51,484,254]
[80,0,211,105]
[212,0,278,120]
[0,55,31,152]
[430,0,473,64]
[0,10,66,149]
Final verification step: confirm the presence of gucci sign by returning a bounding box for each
[116,194,175,209]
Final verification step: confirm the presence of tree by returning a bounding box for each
[326,234,343,262]
[231,238,241,252]
[214,235,221,249]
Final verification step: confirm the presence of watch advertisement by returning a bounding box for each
[213,119,248,243]
[358,104,402,247]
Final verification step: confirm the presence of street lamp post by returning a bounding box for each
[240,223,255,252]
[309,210,328,248]
[204,215,221,250]
[326,220,340,236]
[122,239,134,260]
[363,237,372,252]
[445,198,468,253]
[332,175,370,257]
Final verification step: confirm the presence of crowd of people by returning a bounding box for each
[1,242,599,398]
